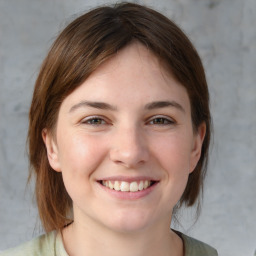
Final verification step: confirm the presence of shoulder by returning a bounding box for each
[0,231,57,256]
[175,230,218,256]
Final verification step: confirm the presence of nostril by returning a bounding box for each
[109,148,149,168]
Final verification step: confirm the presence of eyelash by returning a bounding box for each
[81,116,108,126]
[147,116,175,126]
[81,115,175,126]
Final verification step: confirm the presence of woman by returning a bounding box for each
[1,3,217,256]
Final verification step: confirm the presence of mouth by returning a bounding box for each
[99,180,157,192]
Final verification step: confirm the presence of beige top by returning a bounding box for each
[0,231,67,256]
[0,230,218,256]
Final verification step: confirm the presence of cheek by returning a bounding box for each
[57,133,109,201]
[57,132,108,176]
[151,133,193,174]
[151,135,192,205]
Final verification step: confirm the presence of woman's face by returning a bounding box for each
[44,42,205,234]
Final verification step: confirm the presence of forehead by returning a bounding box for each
[59,42,190,113]
[95,42,172,80]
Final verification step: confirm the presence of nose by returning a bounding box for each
[109,126,149,168]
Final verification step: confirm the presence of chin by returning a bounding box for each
[109,222,149,234]
[103,210,156,234]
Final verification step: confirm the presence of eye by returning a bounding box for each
[81,116,107,126]
[147,116,175,125]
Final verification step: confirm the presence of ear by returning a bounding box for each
[189,123,206,173]
[42,129,61,172]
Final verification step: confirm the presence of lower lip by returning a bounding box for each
[98,182,159,200]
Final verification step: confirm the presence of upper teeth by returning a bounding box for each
[102,180,151,192]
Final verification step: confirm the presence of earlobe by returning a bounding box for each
[42,129,61,172]
[189,123,206,173]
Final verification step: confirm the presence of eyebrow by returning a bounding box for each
[145,101,185,112]
[69,100,185,113]
[69,101,117,113]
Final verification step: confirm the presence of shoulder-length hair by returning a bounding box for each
[28,2,211,232]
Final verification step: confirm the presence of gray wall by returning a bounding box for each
[0,0,255,255]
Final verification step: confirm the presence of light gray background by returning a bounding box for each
[0,0,255,255]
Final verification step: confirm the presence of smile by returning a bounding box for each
[100,180,155,192]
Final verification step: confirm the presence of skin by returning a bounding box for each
[43,42,205,256]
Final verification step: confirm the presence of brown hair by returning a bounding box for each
[28,2,211,232]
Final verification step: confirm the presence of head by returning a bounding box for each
[28,2,211,232]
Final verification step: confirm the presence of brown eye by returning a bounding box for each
[82,117,107,125]
[148,117,174,125]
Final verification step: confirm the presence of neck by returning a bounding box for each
[62,218,183,256]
